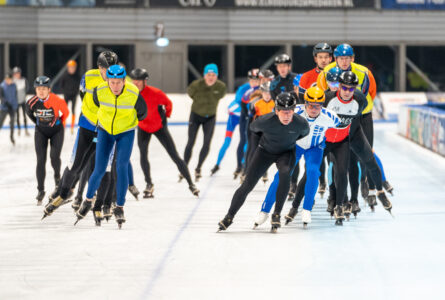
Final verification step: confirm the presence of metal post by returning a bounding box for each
[227,42,235,92]
[4,41,10,75]
[37,42,44,76]
[398,43,406,92]
[86,42,93,70]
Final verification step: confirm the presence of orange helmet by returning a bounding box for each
[67,60,77,67]
[304,86,325,103]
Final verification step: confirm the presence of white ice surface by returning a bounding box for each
[1,122,445,300]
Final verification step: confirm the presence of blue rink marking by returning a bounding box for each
[140,177,215,300]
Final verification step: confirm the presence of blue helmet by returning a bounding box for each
[106,64,126,79]
[326,67,343,83]
[334,44,354,58]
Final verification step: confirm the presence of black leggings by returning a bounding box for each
[57,127,96,199]
[325,139,350,207]
[138,126,193,186]
[245,120,258,170]
[349,125,383,191]
[76,154,95,199]
[349,113,377,195]
[184,112,216,170]
[237,114,248,169]
[16,103,28,131]
[228,147,295,217]
[0,105,15,140]
[34,125,64,192]
[64,94,78,115]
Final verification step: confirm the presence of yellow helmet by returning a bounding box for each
[304,86,325,103]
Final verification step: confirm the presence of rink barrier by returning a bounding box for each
[398,104,445,157]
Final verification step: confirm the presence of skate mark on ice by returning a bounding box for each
[140,178,215,299]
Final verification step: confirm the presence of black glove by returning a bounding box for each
[158,105,167,126]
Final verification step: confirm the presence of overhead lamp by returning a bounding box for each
[154,22,170,48]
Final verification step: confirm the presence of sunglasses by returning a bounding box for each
[341,86,355,92]
[305,103,322,109]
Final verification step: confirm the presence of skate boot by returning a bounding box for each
[178,174,184,182]
[210,165,220,176]
[351,198,361,218]
[285,207,298,225]
[270,213,281,233]
[318,182,327,198]
[334,205,345,226]
[195,168,202,182]
[327,194,335,217]
[253,211,269,229]
[383,181,394,196]
[103,205,112,222]
[367,191,377,212]
[143,183,154,198]
[217,214,234,232]
[377,191,393,215]
[114,206,126,229]
[301,209,311,228]
[189,184,200,197]
[287,182,297,201]
[360,178,369,199]
[36,191,45,206]
[344,201,352,221]
[42,196,66,220]
[233,167,242,180]
[93,210,103,226]
[72,195,82,211]
[74,199,93,225]
[262,173,268,184]
[128,185,140,200]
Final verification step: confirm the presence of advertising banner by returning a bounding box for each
[149,0,374,9]
[382,0,445,10]
[96,0,143,7]
[399,104,445,157]
[4,0,95,6]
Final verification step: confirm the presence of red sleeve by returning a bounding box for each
[55,94,70,125]
[299,73,310,90]
[157,89,173,118]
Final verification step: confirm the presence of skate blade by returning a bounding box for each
[319,192,324,198]
[37,201,43,206]
[74,218,81,226]
[252,223,259,230]
[270,227,278,233]
[41,214,48,221]
[303,223,308,229]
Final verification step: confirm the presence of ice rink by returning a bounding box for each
[1,120,445,300]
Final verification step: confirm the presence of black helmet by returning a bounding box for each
[12,66,22,74]
[259,69,275,80]
[97,51,118,68]
[338,71,359,86]
[129,68,149,80]
[274,54,292,65]
[247,68,260,79]
[34,76,51,88]
[313,43,333,56]
[275,92,296,110]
